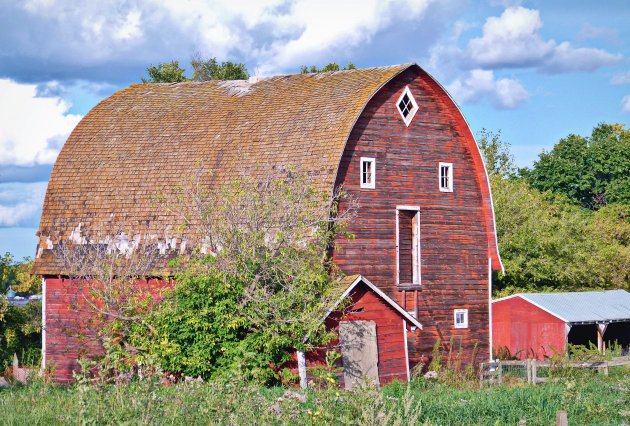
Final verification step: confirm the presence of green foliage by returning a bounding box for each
[142,60,188,83]
[1,373,628,425]
[1,253,40,295]
[491,176,630,293]
[142,57,250,83]
[0,301,41,369]
[191,55,249,81]
[300,62,357,73]
[524,123,630,209]
[476,128,515,178]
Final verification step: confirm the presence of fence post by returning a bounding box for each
[526,359,532,384]
[498,361,503,385]
[556,410,568,426]
[531,359,537,384]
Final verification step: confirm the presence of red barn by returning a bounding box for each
[492,290,630,359]
[33,64,502,381]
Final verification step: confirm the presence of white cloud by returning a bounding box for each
[0,79,82,166]
[447,69,528,109]
[611,72,630,85]
[5,0,438,79]
[622,95,630,114]
[0,182,48,227]
[466,7,621,72]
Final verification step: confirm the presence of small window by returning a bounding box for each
[396,86,419,126]
[439,162,453,192]
[360,157,375,189]
[454,309,468,329]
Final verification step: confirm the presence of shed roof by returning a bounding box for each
[493,290,630,324]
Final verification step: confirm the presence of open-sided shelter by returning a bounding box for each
[492,290,630,359]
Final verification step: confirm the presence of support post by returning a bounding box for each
[597,323,608,354]
[297,351,307,389]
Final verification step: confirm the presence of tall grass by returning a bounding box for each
[0,368,628,425]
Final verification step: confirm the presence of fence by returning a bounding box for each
[480,356,630,386]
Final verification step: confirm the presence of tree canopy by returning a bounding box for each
[477,125,630,296]
[523,123,630,209]
[142,56,249,83]
[300,62,356,73]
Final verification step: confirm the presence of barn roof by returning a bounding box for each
[493,290,630,324]
[34,63,502,275]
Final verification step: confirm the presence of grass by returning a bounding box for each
[0,369,628,425]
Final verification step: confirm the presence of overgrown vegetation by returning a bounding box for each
[0,253,41,368]
[478,124,630,295]
[54,171,355,384]
[0,371,628,425]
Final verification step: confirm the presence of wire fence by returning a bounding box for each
[479,356,630,386]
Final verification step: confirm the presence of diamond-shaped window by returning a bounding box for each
[396,87,418,126]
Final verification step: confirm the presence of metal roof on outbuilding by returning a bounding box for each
[493,290,630,324]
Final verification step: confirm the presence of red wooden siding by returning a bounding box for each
[304,282,410,385]
[333,67,490,364]
[44,277,171,382]
[492,297,566,360]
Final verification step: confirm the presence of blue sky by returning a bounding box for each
[0,0,629,259]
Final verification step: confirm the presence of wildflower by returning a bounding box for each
[335,392,340,397]
[307,410,313,416]
[315,411,321,416]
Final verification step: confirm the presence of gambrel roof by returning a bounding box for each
[34,64,502,275]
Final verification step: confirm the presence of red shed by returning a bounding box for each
[297,275,423,389]
[492,290,630,359]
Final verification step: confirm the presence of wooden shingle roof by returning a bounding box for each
[34,64,413,275]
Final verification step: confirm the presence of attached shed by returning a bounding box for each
[492,290,630,359]
[298,275,423,389]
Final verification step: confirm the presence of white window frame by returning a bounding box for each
[439,162,453,192]
[360,157,376,189]
[396,86,419,127]
[395,205,421,287]
[454,309,468,329]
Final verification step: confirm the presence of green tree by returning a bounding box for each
[1,254,40,295]
[191,55,249,81]
[476,129,515,178]
[524,123,630,209]
[142,60,189,83]
[300,62,357,73]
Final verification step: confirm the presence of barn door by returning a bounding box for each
[339,320,379,389]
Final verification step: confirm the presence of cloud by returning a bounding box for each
[0,182,48,227]
[0,0,444,82]
[0,79,82,166]
[611,72,630,85]
[447,69,528,109]
[465,7,621,73]
[576,24,619,43]
[622,95,630,114]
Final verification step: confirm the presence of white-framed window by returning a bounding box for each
[396,86,419,127]
[396,206,421,287]
[454,309,468,329]
[439,162,453,192]
[360,157,376,189]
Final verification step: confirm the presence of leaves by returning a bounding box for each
[525,123,630,209]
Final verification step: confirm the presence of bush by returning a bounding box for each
[0,301,41,369]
